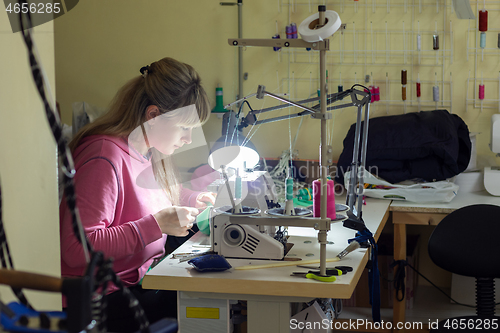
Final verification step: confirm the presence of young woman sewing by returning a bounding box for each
[59,57,215,332]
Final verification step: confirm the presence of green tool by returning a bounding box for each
[291,272,337,282]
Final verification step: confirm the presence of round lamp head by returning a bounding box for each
[208,134,259,171]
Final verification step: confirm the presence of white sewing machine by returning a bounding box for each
[208,170,285,260]
[207,170,322,260]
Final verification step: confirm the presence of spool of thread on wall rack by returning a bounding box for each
[417,34,422,51]
[479,10,488,32]
[401,70,407,101]
[479,84,485,100]
[272,34,281,51]
[312,179,336,220]
[286,24,293,39]
[498,33,500,48]
[291,23,298,39]
[416,82,421,98]
[433,35,439,50]
[374,86,380,101]
[338,85,343,93]
[433,86,440,102]
[369,86,376,103]
[480,33,486,48]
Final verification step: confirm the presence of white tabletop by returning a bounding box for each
[142,197,391,300]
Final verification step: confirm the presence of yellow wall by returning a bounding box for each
[54,0,500,166]
[53,0,500,291]
[0,14,61,308]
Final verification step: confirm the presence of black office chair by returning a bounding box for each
[428,204,500,332]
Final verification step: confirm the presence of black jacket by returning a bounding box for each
[335,110,471,185]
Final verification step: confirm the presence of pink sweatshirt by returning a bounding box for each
[59,135,199,294]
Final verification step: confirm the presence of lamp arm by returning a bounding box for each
[238,86,370,127]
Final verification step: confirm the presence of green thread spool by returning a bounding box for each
[212,87,226,113]
[286,177,294,201]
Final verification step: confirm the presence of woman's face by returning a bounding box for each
[145,105,200,156]
[147,116,194,155]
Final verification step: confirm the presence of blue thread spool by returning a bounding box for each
[480,32,486,48]
[235,175,242,199]
[272,34,281,51]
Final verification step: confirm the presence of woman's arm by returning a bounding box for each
[60,157,162,268]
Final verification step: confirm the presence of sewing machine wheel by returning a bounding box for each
[222,224,246,247]
[214,205,261,215]
[265,207,313,217]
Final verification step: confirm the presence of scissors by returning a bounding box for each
[291,271,337,282]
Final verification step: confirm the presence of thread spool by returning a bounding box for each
[433,86,440,102]
[364,87,371,103]
[401,70,407,85]
[374,86,380,101]
[272,34,281,51]
[433,35,439,50]
[312,179,336,220]
[479,10,488,32]
[338,85,343,93]
[417,34,422,51]
[369,86,376,103]
[479,84,485,100]
[286,177,294,201]
[291,23,298,39]
[416,82,421,98]
[365,75,370,83]
[480,32,486,48]
[286,25,293,39]
[402,86,407,101]
[498,33,500,49]
[235,174,242,199]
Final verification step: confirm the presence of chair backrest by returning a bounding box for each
[428,204,500,278]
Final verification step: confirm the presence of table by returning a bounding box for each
[142,197,391,333]
[390,190,500,328]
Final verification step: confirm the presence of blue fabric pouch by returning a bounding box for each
[188,254,232,272]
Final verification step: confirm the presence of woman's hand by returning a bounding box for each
[153,206,199,237]
[195,192,217,209]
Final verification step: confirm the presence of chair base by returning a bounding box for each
[431,315,500,332]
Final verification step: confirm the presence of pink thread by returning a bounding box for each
[313,179,336,220]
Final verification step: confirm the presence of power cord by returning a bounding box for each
[392,260,500,308]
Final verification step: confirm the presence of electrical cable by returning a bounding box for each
[391,260,500,308]
[15,3,151,331]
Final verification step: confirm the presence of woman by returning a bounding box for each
[59,57,214,332]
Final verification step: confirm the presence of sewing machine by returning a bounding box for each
[206,169,352,261]
[208,170,287,260]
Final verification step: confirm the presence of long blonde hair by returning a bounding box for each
[70,57,211,204]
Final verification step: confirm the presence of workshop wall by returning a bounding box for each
[54,0,500,168]
[0,14,61,308]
